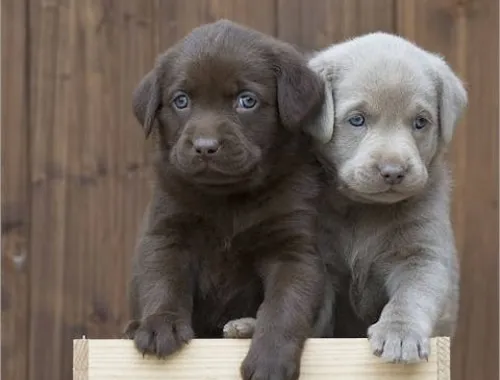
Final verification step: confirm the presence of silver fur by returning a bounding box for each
[309,32,467,363]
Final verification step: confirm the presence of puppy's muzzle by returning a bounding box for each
[172,119,262,183]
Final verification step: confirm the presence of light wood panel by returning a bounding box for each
[73,338,451,380]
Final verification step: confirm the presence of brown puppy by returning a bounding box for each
[125,20,329,380]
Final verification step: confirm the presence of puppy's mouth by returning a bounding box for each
[191,169,255,186]
[339,183,422,204]
[188,166,265,194]
[169,154,264,193]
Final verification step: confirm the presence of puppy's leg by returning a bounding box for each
[129,231,194,358]
[223,283,335,340]
[367,255,451,363]
[240,245,323,380]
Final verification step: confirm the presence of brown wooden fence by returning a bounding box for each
[2,1,498,380]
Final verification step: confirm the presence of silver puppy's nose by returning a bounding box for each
[193,138,220,156]
[378,163,407,185]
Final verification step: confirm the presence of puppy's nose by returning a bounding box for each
[378,163,407,185]
[193,137,220,156]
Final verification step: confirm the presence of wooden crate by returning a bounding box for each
[73,337,450,379]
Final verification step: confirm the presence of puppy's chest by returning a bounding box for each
[329,209,401,270]
[185,213,264,297]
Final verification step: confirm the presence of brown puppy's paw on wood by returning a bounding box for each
[241,340,300,380]
[130,313,194,358]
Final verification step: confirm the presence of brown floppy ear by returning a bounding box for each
[274,48,325,134]
[132,67,162,138]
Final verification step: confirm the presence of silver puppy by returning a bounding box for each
[308,32,467,363]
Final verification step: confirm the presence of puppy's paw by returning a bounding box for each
[223,317,256,339]
[367,320,430,363]
[133,313,194,358]
[241,343,300,380]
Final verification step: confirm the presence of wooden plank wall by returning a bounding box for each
[2,1,30,379]
[1,1,498,380]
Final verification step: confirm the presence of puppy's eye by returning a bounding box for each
[348,114,365,127]
[172,92,190,109]
[236,92,258,110]
[413,116,429,130]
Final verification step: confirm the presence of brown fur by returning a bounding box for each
[124,20,328,380]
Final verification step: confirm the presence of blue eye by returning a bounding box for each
[172,92,189,109]
[413,116,428,130]
[237,92,258,110]
[348,114,365,127]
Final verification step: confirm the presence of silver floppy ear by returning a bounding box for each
[432,56,468,146]
[303,52,336,144]
[303,79,334,144]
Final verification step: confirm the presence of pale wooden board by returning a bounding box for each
[73,338,450,380]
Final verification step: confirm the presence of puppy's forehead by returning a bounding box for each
[338,58,437,112]
[167,22,275,92]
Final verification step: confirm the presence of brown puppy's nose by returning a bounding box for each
[378,163,407,185]
[193,137,220,156]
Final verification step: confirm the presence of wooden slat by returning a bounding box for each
[156,0,277,50]
[73,338,451,380]
[277,0,396,51]
[395,1,499,380]
[27,1,159,379]
[1,1,30,380]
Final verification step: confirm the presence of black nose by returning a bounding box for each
[193,138,220,156]
[378,163,407,185]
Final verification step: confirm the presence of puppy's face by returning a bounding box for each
[133,20,324,193]
[331,60,440,203]
[309,33,467,204]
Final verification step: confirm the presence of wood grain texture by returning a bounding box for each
[72,338,450,380]
[155,0,277,51]
[395,1,499,380]
[277,0,396,51]
[1,1,30,380]
[27,1,158,379]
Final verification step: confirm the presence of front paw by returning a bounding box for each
[241,343,300,380]
[132,313,194,358]
[367,320,430,363]
[223,317,256,339]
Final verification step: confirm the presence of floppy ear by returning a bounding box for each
[303,78,335,144]
[433,57,468,146]
[274,49,326,136]
[132,67,162,138]
[301,50,339,144]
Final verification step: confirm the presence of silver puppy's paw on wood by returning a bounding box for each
[367,320,430,363]
[223,318,256,339]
